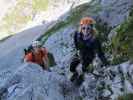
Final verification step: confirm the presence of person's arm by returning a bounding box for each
[42,48,49,70]
[43,55,49,70]
[74,32,79,50]
[95,38,108,66]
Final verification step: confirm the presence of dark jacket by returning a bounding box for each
[74,31,107,64]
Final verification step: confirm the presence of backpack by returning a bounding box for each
[24,46,46,62]
[23,46,56,67]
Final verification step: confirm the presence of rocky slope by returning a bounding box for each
[0,0,133,100]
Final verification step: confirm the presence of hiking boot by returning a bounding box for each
[70,72,79,82]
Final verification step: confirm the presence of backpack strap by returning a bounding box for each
[31,51,35,62]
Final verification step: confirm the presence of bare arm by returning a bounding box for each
[43,56,49,70]
[42,47,49,70]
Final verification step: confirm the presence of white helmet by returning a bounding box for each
[32,40,41,47]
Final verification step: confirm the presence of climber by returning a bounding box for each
[70,17,109,86]
[24,40,49,70]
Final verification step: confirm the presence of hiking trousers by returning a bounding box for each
[70,54,93,73]
[40,63,47,70]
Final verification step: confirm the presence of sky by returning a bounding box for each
[0,0,17,21]
[0,0,92,40]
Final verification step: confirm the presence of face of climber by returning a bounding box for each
[81,24,92,36]
[33,45,41,53]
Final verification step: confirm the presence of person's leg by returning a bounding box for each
[70,60,80,72]
[76,73,84,86]
[70,55,80,81]
[76,60,93,86]
[40,63,50,71]
[40,64,46,70]
[82,63,89,73]
[82,59,94,73]
[82,59,103,79]
[70,54,80,72]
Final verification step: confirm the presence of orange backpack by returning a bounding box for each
[24,47,48,65]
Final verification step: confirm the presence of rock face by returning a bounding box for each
[0,63,87,100]
[98,0,133,27]
[1,63,133,100]
[0,63,66,100]
[45,25,76,67]
[80,62,133,100]
[44,22,133,100]
[0,0,133,100]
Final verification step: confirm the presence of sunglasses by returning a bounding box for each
[82,26,91,31]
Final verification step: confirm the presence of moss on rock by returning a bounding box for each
[112,8,133,63]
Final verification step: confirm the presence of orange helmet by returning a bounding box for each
[80,17,94,25]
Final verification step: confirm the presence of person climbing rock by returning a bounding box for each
[24,40,49,70]
[70,17,109,86]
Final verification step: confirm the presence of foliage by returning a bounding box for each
[0,0,48,39]
[112,8,133,62]
[117,93,133,100]
[32,0,48,11]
